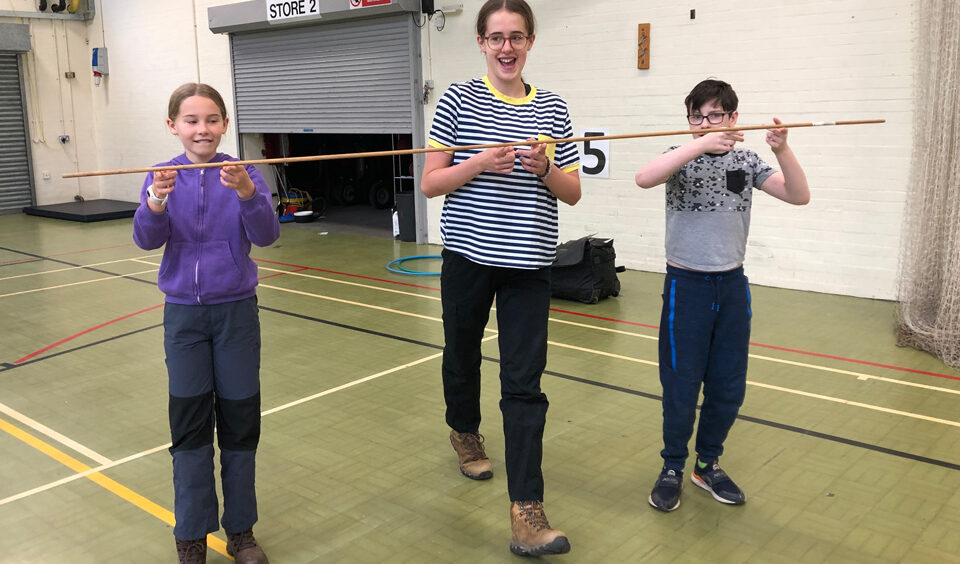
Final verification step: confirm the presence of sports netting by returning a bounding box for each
[896,0,960,368]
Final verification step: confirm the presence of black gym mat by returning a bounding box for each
[22,199,139,222]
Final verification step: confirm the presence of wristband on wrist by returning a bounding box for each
[147,184,167,207]
[538,158,553,180]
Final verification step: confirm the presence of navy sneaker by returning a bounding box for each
[691,460,745,505]
[648,468,682,512]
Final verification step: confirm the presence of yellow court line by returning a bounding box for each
[0,269,159,299]
[0,254,163,282]
[0,416,230,558]
[0,401,112,465]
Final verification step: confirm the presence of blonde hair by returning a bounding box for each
[167,83,228,121]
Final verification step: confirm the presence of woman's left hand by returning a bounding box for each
[221,165,256,199]
[516,137,550,177]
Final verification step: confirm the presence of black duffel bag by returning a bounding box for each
[550,236,622,304]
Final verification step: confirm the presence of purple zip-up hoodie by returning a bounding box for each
[132,153,280,305]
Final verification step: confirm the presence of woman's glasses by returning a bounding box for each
[483,34,529,49]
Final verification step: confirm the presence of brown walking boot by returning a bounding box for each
[509,501,571,556]
[449,429,493,480]
[226,529,269,564]
[175,537,207,564]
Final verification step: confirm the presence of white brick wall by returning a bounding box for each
[7,0,912,299]
[422,0,914,299]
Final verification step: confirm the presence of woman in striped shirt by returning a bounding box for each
[420,0,581,556]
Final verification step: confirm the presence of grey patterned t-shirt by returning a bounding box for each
[664,147,776,271]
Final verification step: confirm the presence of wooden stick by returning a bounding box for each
[62,119,885,179]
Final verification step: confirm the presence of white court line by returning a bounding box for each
[0,254,163,282]
[257,264,960,397]
[0,269,158,299]
[259,283,452,326]
[748,381,960,428]
[256,266,442,301]
[0,335,497,507]
[0,401,112,465]
[0,443,169,507]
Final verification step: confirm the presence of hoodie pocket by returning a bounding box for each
[198,240,243,299]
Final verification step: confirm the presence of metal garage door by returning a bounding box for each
[0,53,33,213]
[230,14,415,134]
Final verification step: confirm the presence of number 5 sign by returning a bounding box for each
[580,129,610,178]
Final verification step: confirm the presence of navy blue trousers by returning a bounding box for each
[440,249,551,502]
[164,296,262,540]
[658,265,751,472]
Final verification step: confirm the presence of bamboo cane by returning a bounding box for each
[62,119,884,179]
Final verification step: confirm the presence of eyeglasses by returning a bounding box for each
[483,34,529,49]
[687,111,732,125]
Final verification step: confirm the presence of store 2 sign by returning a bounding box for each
[266,0,319,21]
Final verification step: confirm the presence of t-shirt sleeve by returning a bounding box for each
[751,151,777,188]
[552,99,579,172]
[428,85,461,149]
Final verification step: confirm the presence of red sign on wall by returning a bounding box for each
[349,0,392,8]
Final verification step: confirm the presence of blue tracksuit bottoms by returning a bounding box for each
[658,264,751,472]
[163,296,262,540]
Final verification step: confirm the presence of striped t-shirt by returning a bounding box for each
[428,76,580,269]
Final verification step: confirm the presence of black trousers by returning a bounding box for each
[440,249,551,501]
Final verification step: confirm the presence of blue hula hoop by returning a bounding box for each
[386,255,442,276]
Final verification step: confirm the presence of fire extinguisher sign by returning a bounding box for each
[349,0,392,8]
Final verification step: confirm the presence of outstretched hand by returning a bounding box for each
[765,117,788,153]
[221,164,256,199]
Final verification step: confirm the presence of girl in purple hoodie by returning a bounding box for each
[133,83,278,564]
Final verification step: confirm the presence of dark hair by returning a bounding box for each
[684,79,738,114]
[476,0,535,37]
[167,83,228,121]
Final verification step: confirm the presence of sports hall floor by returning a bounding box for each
[1,212,959,563]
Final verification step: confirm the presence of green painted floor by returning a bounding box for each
[1,213,959,563]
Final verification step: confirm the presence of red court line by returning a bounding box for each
[12,268,306,364]
[15,304,165,364]
[254,258,440,291]
[254,257,960,382]
[0,258,41,266]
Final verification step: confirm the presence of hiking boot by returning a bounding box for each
[648,468,682,512]
[175,537,207,564]
[226,529,269,564]
[449,429,493,480]
[691,460,746,505]
[510,501,571,556]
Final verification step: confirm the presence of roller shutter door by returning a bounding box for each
[0,53,33,212]
[230,15,414,134]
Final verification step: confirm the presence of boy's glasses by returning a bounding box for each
[687,112,732,125]
[483,34,529,49]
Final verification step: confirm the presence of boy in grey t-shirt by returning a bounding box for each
[635,79,810,512]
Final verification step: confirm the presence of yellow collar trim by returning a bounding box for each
[483,76,536,105]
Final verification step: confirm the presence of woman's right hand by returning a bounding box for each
[475,146,516,175]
